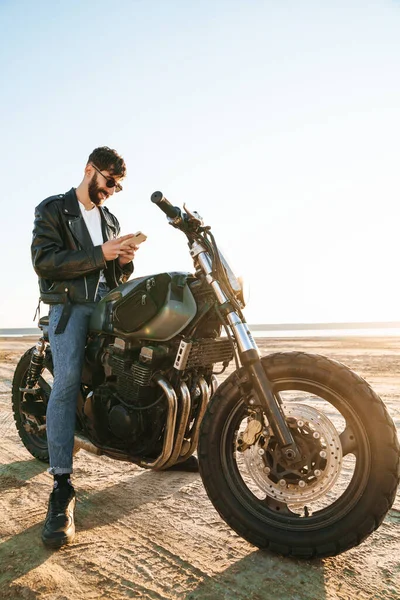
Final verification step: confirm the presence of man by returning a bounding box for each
[32,146,198,550]
[32,147,136,548]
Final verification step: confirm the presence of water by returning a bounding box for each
[0,328,41,337]
[2,326,400,338]
[250,328,400,338]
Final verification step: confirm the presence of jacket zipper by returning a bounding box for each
[93,275,100,301]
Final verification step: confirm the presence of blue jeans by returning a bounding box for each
[46,283,109,475]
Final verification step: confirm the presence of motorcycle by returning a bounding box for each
[12,191,400,558]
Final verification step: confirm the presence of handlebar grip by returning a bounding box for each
[151,191,181,219]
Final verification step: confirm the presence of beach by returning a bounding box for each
[0,335,399,600]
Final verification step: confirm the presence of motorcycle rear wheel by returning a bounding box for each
[198,351,400,558]
[11,347,51,462]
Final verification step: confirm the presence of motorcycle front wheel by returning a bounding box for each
[198,352,400,558]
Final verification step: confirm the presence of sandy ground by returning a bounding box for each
[0,335,399,600]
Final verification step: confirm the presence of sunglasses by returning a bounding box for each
[91,163,123,193]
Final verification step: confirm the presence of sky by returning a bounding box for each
[0,0,399,328]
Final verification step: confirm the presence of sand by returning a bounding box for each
[0,335,399,600]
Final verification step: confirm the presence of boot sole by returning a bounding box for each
[42,527,75,549]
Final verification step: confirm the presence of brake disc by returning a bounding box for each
[242,403,343,505]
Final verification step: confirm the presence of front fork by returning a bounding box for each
[191,242,300,461]
[227,314,300,462]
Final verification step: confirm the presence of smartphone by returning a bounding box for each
[120,231,147,248]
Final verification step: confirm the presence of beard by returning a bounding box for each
[88,173,109,206]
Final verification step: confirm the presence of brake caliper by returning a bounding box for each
[237,416,265,452]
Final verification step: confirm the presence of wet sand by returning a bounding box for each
[0,335,399,600]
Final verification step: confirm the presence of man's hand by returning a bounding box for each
[101,234,137,262]
[118,244,138,266]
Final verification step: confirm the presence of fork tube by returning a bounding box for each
[195,247,299,458]
[242,350,299,456]
[226,312,259,353]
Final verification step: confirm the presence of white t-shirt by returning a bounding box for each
[79,202,106,283]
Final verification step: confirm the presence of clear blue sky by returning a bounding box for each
[1,0,399,327]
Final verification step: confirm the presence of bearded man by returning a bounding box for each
[31,146,136,548]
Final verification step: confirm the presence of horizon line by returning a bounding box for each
[1,321,400,334]
[248,321,400,331]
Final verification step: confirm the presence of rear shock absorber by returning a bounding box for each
[23,338,47,390]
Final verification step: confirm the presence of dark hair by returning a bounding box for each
[87,146,127,178]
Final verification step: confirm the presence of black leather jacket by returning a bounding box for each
[32,188,133,306]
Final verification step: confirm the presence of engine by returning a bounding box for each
[83,322,233,455]
[84,343,170,452]
[107,349,155,403]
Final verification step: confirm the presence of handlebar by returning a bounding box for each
[151,191,181,220]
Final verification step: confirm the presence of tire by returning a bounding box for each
[11,347,51,462]
[198,352,400,558]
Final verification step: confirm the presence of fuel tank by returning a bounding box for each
[89,272,197,341]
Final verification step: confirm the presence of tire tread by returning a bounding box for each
[199,351,400,558]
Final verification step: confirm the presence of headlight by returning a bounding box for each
[217,248,246,307]
[238,275,250,308]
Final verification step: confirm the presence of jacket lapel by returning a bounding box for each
[99,206,118,242]
[63,188,118,248]
[63,188,94,249]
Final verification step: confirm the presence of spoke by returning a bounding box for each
[339,426,357,455]
[263,496,297,516]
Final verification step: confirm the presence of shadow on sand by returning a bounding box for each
[0,457,47,489]
[183,550,326,600]
[0,458,328,600]
[0,462,199,594]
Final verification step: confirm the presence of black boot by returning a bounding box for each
[165,455,199,472]
[42,483,76,549]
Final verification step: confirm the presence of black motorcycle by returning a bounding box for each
[12,191,400,558]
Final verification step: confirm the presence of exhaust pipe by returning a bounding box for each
[73,433,103,456]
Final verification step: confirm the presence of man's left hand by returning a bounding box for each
[118,245,138,267]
